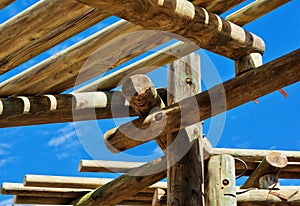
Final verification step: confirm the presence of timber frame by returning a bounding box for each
[0,0,299,205]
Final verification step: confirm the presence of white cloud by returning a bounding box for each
[0,157,17,167]
[0,143,10,155]
[47,131,76,147]
[0,198,13,206]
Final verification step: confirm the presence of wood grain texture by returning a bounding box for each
[226,0,291,26]
[0,0,108,74]
[76,0,265,60]
[75,42,197,93]
[190,0,246,14]
[73,157,167,205]
[0,20,171,96]
[24,175,167,192]
[241,152,288,189]
[167,53,204,205]
[122,74,168,151]
[205,155,237,206]
[103,48,300,152]
[152,188,167,206]
[235,53,263,75]
[0,0,15,10]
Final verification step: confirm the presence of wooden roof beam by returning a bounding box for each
[190,0,246,14]
[0,0,110,74]
[104,48,300,152]
[226,0,291,26]
[76,0,265,60]
[0,0,15,10]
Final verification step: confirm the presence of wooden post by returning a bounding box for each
[205,155,237,206]
[167,53,204,205]
[241,152,288,189]
[235,53,263,76]
[152,188,167,206]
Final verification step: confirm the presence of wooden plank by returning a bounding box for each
[0,0,110,74]
[191,0,246,14]
[24,175,167,193]
[167,53,204,205]
[206,155,237,206]
[0,0,15,10]
[75,42,197,93]
[103,48,300,152]
[241,152,288,189]
[72,157,167,205]
[226,0,291,26]
[152,188,166,206]
[121,74,168,151]
[76,0,265,60]
[0,21,171,96]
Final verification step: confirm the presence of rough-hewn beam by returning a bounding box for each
[0,0,110,74]
[226,0,291,26]
[104,48,300,152]
[241,152,288,189]
[121,74,168,151]
[75,42,197,93]
[0,91,135,128]
[0,0,15,9]
[76,0,265,60]
[73,157,167,205]
[0,20,171,96]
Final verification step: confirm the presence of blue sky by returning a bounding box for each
[0,0,300,205]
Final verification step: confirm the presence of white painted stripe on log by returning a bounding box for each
[17,96,30,114]
[44,95,58,111]
[73,92,108,109]
[202,8,209,25]
[0,100,3,115]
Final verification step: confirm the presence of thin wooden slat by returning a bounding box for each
[72,157,167,205]
[24,175,167,193]
[103,48,300,153]
[76,0,265,60]
[0,20,171,96]
[0,0,110,74]
[226,0,291,26]
[75,42,196,93]
[0,0,15,10]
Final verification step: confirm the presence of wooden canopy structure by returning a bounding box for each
[0,0,299,205]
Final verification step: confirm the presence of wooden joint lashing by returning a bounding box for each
[241,152,288,189]
[235,53,263,76]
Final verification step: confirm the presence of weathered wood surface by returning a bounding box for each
[152,188,167,206]
[226,0,291,26]
[24,175,167,193]
[121,74,168,151]
[75,42,197,93]
[13,188,300,205]
[0,20,171,96]
[206,155,237,206]
[214,148,300,163]
[241,152,288,189]
[73,157,167,205]
[167,53,204,205]
[0,91,135,128]
[235,53,263,75]
[103,48,300,152]
[76,0,265,60]
[191,0,245,14]
[1,183,92,198]
[0,0,15,9]
[0,0,110,74]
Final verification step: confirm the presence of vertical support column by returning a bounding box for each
[205,155,237,206]
[167,53,204,205]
